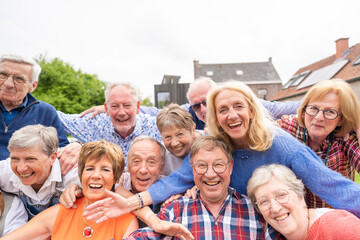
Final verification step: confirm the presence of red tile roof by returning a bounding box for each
[272,43,360,101]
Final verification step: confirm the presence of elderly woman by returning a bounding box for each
[0,140,138,239]
[0,124,80,219]
[247,164,360,239]
[277,79,360,208]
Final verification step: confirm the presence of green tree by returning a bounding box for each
[33,56,105,114]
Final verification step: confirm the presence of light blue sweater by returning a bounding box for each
[148,127,360,217]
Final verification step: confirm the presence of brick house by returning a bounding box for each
[272,38,360,102]
[193,58,282,100]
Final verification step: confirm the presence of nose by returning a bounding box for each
[17,160,28,172]
[170,138,180,147]
[138,162,149,174]
[269,198,282,212]
[314,110,325,120]
[204,164,217,178]
[200,103,207,113]
[227,108,237,119]
[91,168,101,179]
[3,75,15,87]
[117,106,126,116]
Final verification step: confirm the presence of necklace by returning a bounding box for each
[83,201,94,238]
[303,130,333,165]
[305,208,310,240]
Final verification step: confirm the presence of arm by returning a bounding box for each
[259,99,301,119]
[0,204,59,240]
[147,154,195,205]
[2,196,28,236]
[139,106,160,116]
[345,132,360,174]
[123,217,139,238]
[57,142,82,175]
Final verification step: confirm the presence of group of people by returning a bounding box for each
[1,53,360,239]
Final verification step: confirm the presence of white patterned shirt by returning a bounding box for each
[57,112,162,161]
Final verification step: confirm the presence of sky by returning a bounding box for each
[1,0,360,102]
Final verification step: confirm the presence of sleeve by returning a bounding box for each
[286,141,360,217]
[309,210,360,239]
[147,155,195,205]
[259,99,301,119]
[2,196,28,236]
[57,111,101,143]
[344,132,360,173]
[140,106,160,116]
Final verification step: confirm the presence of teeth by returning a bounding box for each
[275,214,288,221]
[20,173,32,178]
[205,181,219,186]
[118,118,129,122]
[229,122,241,127]
[89,184,102,188]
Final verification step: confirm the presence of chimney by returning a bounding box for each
[335,38,349,59]
[193,60,199,80]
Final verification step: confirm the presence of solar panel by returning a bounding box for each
[297,60,348,89]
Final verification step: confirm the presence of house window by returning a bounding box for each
[353,55,360,66]
[157,92,170,109]
[236,70,243,75]
[257,89,267,100]
[206,71,213,76]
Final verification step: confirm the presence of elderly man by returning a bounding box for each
[121,136,166,194]
[88,136,280,239]
[58,83,162,160]
[0,54,69,160]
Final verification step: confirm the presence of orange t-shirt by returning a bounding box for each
[52,197,135,240]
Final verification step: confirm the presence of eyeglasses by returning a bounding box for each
[0,71,28,86]
[193,161,229,175]
[190,100,207,112]
[129,159,161,168]
[305,105,341,120]
[255,189,292,211]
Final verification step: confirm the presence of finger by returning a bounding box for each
[79,108,94,117]
[91,111,99,119]
[84,197,112,212]
[75,189,84,198]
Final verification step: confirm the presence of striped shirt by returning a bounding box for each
[128,188,281,240]
[277,114,360,208]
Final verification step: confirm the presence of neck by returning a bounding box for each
[200,193,227,218]
[1,99,24,111]
[285,208,310,240]
[117,126,135,139]
[308,137,325,151]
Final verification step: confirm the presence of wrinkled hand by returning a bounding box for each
[83,189,130,224]
[60,184,83,209]
[184,185,197,200]
[58,142,81,174]
[79,105,105,118]
[161,194,183,207]
[148,214,194,240]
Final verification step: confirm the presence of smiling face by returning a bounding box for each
[10,145,56,192]
[81,157,115,205]
[104,85,140,139]
[214,89,253,148]
[161,125,195,159]
[0,60,37,110]
[188,84,212,122]
[304,92,342,144]
[192,147,233,206]
[254,177,308,239]
[128,140,164,193]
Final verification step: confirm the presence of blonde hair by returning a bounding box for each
[206,81,275,152]
[297,79,360,136]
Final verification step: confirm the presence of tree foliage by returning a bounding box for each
[33,56,106,114]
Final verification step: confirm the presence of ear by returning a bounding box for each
[136,101,140,114]
[49,151,57,166]
[28,81,38,93]
[159,163,165,175]
[228,160,234,175]
[104,103,110,116]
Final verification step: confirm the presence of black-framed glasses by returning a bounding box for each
[255,189,292,211]
[0,71,28,86]
[305,105,341,120]
[193,161,229,175]
[190,100,207,112]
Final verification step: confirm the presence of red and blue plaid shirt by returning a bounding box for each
[127,188,282,240]
[277,115,360,208]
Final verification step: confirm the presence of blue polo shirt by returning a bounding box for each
[0,96,28,125]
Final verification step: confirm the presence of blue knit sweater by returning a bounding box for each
[148,127,360,217]
[0,93,69,160]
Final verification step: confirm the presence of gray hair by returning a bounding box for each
[0,54,42,84]
[104,82,138,103]
[129,135,166,166]
[247,164,305,212]
[8,125,59,156]
[186,77,217,103]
